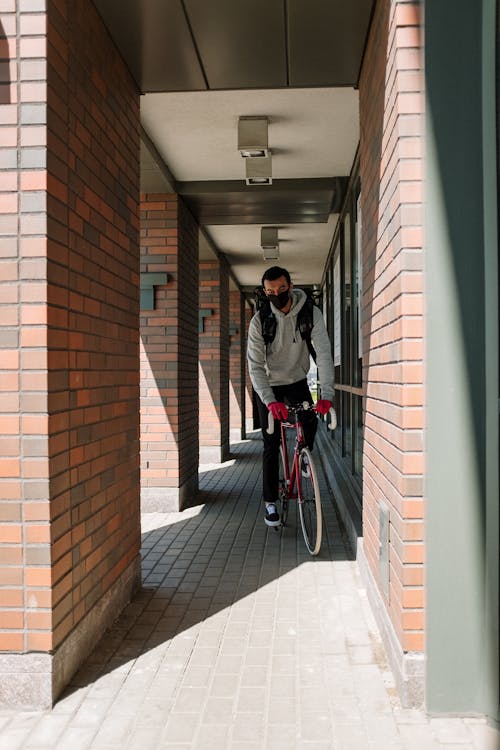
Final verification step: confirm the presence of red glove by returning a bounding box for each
[268,402,288,421]
[315,399,333,416]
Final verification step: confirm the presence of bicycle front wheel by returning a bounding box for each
[298,448,322,555]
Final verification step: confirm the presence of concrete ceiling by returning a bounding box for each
[141,88,359,181]
[94,0,374,295]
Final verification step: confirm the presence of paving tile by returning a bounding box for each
[236,687,267,713]
[215,652,245,674]
[397,723,441,749]
[231,712,265,743]
[53,725,98,750]
[193,724,230,749]
[91,714,135,746]
[161,714,199,743]
[201,697,235,724]
[429,718,475,744]
[464,720,500,750]
[244,647,271,666]
[332,722,369,750]
[125,726,164,750]
[241,665,269,687]
[299,712,333,742]
[171,687,206,713]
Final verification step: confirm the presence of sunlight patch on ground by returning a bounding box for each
[140,505,205,533]
[199,458,236,473]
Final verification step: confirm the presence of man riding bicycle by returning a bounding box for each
[247,266,336,527]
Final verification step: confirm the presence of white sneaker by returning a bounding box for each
[264,503,280,527]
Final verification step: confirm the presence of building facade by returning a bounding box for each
[0,0,498,725]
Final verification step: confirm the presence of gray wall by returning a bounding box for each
[425,0,499,717]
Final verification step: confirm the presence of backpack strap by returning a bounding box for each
[296,293,317,363]
[260,307,277,346]
[254,286,277,346]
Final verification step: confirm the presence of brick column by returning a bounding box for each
[199,259,230,463]
[359,0,424,706]
[0,0,140,707]
[229,289,246,441]
[140,195,199,511]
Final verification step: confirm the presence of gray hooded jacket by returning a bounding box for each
[247,288,335,406]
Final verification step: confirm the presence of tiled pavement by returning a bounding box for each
[0,432,498,750]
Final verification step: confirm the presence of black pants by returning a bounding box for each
[256,378,317,503]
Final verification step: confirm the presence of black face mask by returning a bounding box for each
[268,289,290,309]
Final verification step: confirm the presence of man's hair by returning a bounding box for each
[261,266,291,287]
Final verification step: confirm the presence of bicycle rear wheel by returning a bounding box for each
[298,448,322,555]
[278,445,289,526]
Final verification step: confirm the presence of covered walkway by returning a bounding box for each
[0,434,494,750]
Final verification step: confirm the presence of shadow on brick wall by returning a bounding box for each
[359,0,389,380]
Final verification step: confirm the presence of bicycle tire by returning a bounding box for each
[298,448,322,555]
[278,445,289,526]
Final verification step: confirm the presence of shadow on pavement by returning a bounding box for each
[62,432,353,695]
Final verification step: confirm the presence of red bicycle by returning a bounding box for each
[267,402,336,555]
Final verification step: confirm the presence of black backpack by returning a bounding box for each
[254,287,317,362]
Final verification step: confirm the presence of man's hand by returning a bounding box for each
[268,402,288,421]
[315,399,333,416]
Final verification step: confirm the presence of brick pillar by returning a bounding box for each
[229,290,246,441]
[199,259,230,463]
[359,0,424,706]
[0,1,140,708]
[140,195,199,511]
[244,304,255,432]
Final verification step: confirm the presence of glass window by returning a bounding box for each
[322,164,363,504]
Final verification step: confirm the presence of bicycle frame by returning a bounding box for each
[279,415,306,503]
[266,400,336,509]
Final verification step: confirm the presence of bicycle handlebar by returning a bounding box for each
[266,402,337,434]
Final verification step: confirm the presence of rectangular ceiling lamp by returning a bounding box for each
[238,116,269,158]
[263,247,280,261]
[246,154,272,186]
[261,227,278,249]
[261,227,279,261]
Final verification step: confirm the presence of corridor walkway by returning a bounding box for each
[0,432,496,750]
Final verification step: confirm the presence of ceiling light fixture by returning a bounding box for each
[263,247,280,261]
[261,227,279,260]
[238,116,269,158]
[261,227,278,249]
[246,154,272,186]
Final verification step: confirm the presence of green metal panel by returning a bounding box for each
[483,0,500,722]
[140,273,168,310]
[425,0,498,716]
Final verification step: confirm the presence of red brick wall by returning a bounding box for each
[140,194,199,505]
[0,0,140,655]
[359,0,424,652]
[0,2,25,654]
[199,259,230,461]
